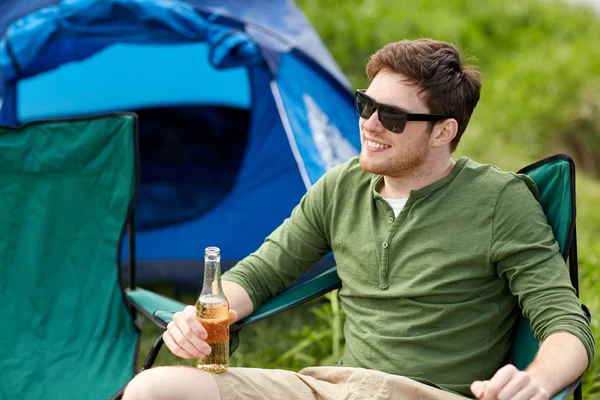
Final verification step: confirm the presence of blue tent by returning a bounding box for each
[0,0,360,283]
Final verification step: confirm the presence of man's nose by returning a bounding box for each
[362,110,385,133]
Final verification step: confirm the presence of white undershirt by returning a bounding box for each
[383,197,408,218]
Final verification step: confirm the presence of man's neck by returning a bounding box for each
[381,157,456,199]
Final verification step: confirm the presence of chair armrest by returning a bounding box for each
[127,287,187,328]
[231,266,341,332]
[552,387,568,400]
[551,378,581,400]
[150,266,341,332]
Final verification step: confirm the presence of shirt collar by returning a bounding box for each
[371,157,470,200]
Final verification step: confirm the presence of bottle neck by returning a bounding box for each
[201,258,223,296]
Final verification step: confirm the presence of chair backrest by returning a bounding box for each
[512,154,577,369]
[0,113,140,399]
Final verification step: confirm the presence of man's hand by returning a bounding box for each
[471,364,550,400]
[163,305,238,359]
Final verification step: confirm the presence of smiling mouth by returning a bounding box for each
[365,139,391,149]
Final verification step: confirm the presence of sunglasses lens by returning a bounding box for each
[355,93,375,119]
[356,92,408,133]
[379,106,407,133]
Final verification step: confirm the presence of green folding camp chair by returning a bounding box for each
[120,154,590,400]
[0,113,141,399]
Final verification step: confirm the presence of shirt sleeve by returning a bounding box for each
[490,176,595,367]
[222,163,343,311]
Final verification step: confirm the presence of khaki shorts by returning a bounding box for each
[212,366,468,400]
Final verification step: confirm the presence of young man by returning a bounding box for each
[123,39,594,400]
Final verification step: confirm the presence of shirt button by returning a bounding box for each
[382,271,387,278]
[388,217,394,224]
[382,241,388,248]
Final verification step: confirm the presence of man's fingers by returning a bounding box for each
[166,304,234,361]
[481,364,518,400]
[182,305,208,340]
[229,309,238,324]
[470,381,486,399]
[530,391,550,400]
[508,381,540,400]
[496,370,532,400]
[163,331,196,360]
[167,321,211,358]
[174,310,209,353]
[476,365,549,400]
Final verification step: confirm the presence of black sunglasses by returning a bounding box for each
[354,89,451,133]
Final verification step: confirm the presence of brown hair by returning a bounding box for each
[366,39,481,151]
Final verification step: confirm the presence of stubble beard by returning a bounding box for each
[359,134,431,179]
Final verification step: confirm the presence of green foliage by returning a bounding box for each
[235,292,344,369]
[576,175,600,396]
[297,0,600,169]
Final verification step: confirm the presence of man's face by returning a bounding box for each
[358,70,434,178]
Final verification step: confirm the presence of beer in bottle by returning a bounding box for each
[195,246,229,373]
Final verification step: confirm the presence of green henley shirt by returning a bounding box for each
[223,156,595,397]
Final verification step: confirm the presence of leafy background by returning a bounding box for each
[138,0,600,398]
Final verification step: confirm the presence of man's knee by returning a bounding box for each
[122,366,220,400]
[122,367,169,400]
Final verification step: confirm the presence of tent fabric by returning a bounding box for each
[0,0,349,88]
[0,113,139,399]
[275,52,361,185]
[0,0,262,126]
[121,65,310,262]
[0,0,360,277]
[0,0,262,81]
[15,43,252,123]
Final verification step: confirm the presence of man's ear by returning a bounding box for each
[430,119,458,148]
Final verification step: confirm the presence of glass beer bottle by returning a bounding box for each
[195,246,229,373]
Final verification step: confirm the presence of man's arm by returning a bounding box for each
[527,332,588,394]
[163,164,346,359]
[221,163,345,312]
[471,332,589,399]
[223,280,253,322]
[478,176,595,399]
